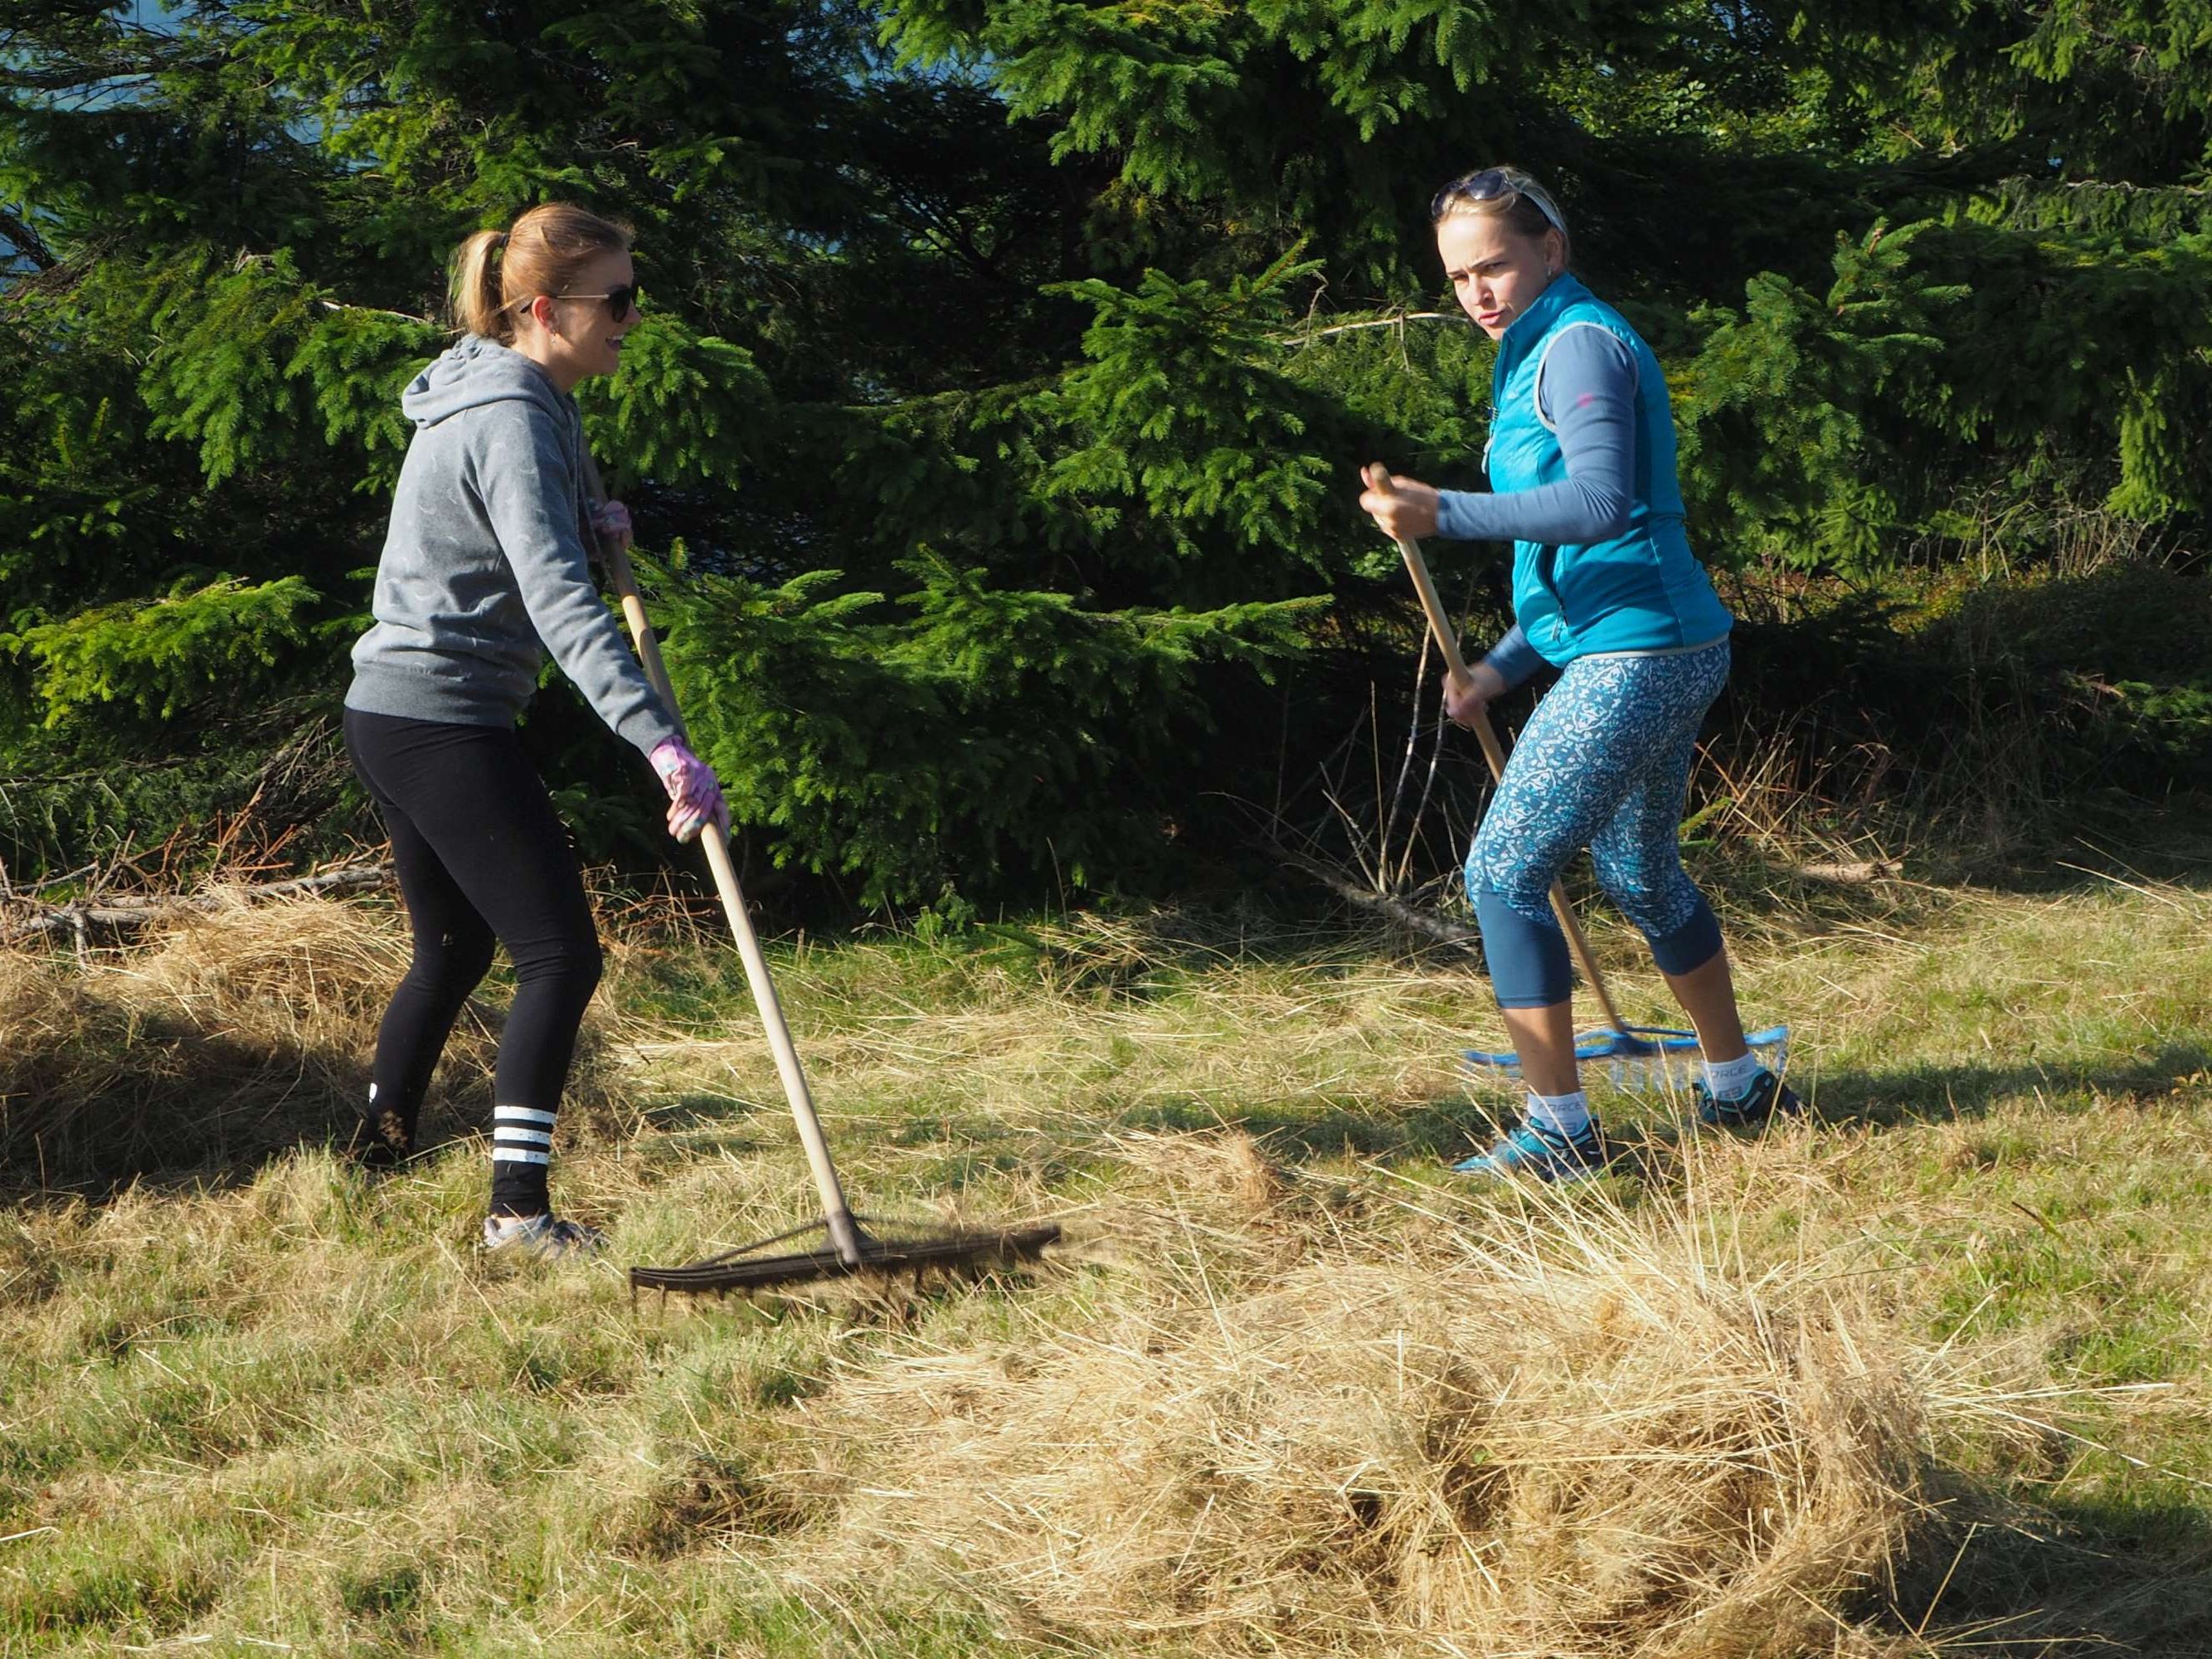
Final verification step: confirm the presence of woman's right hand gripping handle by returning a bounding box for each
[649,738,731,844]
[1442,659,1509,731]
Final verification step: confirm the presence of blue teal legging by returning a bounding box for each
[1466,640,1729,1008]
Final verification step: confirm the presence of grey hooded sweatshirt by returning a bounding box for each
[345,336,680,757]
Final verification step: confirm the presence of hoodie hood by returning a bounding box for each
[401,334,572,429]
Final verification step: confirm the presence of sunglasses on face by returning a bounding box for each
[561,283,640,323]
[517,284,641,323]
[1429,168,1565,233]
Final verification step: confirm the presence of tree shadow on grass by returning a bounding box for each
[594,1092,783,1190]
[0,1013,659,1203]
[0,1029,376,1202]
[1084,1039,2212,1193]
[1794,1044,2212,1131]
[612,1035,2212,1208]
[1582,1043,2212,1187]
[1897,1489,2212,1657]
[960,903,1490,1006]
[625,1089,775,1146]
[766,1092,1505,1204]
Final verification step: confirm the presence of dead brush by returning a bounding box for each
[766,1154,2034,1659]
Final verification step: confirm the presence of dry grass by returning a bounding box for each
[2,866,2210,1654]
[772,1143,1987,1659]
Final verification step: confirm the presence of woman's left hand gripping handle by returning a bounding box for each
[650,738,730,844]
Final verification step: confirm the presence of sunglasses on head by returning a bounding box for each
[1429,168,1565,233]
[517,284,641,323]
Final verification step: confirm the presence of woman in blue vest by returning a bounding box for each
[1359,164,1798,1180]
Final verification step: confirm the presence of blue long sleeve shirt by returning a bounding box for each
[1440,327,1636,688]
[1438,324,1637,551]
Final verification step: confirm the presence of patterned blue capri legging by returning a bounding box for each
[1466,640,1730,1008]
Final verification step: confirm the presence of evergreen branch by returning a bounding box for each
[890,190,1018,288]
[831,370,1064,417]
[1,229,124,299]
[0,53,184,93]
[0,208,53,272]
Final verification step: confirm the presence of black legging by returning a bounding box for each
[343,708,602,1208]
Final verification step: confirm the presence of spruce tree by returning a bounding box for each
[5,2,2209,899]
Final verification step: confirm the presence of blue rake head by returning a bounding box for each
[1462,1024,1790,1093]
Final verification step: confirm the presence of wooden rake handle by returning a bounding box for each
[1364,463,1628,1036]
[581,460,865,1267]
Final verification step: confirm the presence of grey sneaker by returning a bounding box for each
[481,1213,605,1262]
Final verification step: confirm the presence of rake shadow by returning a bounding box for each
[787,1092,1500,1204]
[1097,1092,1498,1168]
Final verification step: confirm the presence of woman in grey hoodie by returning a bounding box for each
[344,203,726,1261]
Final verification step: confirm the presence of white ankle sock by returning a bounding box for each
[1703,1050,1762,1100]
[1524,1088,1592,1140]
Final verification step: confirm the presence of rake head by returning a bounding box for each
[630,1214,1062,1301]
[1463,1024,1791,1094]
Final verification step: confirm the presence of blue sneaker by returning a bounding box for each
[1454,1119,1609,1182]
[1694,1067,1801,1131]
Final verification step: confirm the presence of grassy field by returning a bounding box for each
[3,851,2211,1656]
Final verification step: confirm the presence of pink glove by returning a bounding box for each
[649,739,729,844]
[590,499,634,552]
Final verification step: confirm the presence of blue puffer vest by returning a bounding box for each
[1485,274,1732,663]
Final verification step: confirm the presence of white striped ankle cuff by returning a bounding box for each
[492,1106,557,1165]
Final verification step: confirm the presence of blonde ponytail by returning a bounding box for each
[446,207,633,343]
[449,229,512,341]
